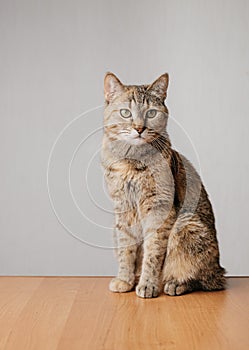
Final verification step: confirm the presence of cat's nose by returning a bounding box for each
[135,126,146,134]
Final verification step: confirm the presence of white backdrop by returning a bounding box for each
[1,0,248,275]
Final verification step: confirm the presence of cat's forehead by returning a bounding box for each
[125,85,148,103]
[122,85,162,106]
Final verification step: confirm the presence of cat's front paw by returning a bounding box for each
[109,278,134,293]
[136,281,159,298]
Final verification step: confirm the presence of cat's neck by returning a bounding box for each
[102,132,172,167]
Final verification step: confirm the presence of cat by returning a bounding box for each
[101,72,226,298]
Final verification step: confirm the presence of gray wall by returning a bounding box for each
[1,0,248,276]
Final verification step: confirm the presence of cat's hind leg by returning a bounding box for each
[164,279,196,296]
[163,214,225,296]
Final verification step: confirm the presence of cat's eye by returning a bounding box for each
[120,109,132,118]
[146,109,157,118]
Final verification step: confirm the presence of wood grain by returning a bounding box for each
[0,277,248,350]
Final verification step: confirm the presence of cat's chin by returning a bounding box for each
[107,138,157,160]
[124,137,146,146]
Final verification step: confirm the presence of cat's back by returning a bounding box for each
[171,149,215,228]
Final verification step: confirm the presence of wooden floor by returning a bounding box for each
[0,277,248,350]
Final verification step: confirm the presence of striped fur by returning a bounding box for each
[101,73,226,298]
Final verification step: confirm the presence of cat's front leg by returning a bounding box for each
[135,232,167,298]
[109,213,139,293]
[136,208,175,298]
[109,244,137,293]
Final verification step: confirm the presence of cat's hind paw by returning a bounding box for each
[164,280,190,296]
[109,278,134,293]
[136,282,159,298]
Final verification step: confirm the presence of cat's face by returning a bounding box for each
[103,73,169,146]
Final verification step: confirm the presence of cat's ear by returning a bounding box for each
[104,72,125,103]
[147,73,169,101]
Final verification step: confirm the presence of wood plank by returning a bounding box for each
[0,277,43,349]
[0,277,248,350]
[2,277,81,350]
[57,277,249,350]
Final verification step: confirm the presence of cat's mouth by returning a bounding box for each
[118,127,160,146]
[129,136,146,145]
[119,133,146,145]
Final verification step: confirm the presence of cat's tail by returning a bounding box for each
[200,266,227,291]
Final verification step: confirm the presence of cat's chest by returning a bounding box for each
[105,159,150,201]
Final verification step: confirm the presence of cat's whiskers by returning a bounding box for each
[119,131,129,134]
[150,134,171,155]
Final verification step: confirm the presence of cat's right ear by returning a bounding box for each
[104,73,124,103]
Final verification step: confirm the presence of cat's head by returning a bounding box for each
[103,73,169,146]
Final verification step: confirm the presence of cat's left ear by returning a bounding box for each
[147,73,169,101]
[104,72,125,103]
